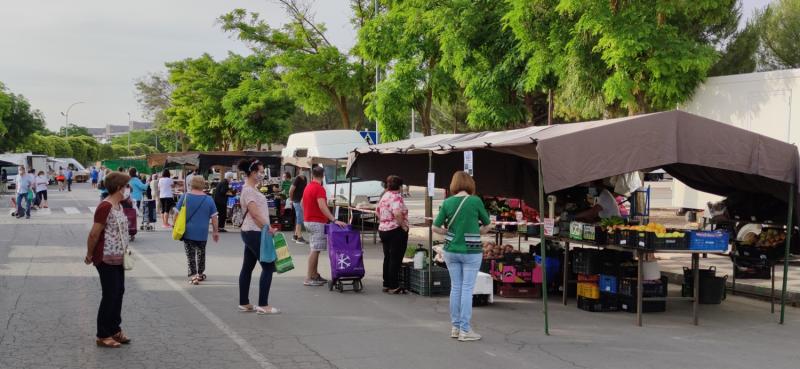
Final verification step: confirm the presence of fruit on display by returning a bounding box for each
[600,216,624,228]
[482,241,517,259]
[654,231,685,238]
[755,228,786,248]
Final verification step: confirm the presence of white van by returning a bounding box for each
[282,130,384,204]
[674,69,800,216]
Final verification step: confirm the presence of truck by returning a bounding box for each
[281,130,384,204]
[673,68,800,218]
[0,153,49,190]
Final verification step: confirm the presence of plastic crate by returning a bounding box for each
[734,244,785,260]
[571,249,602,275]
[581,225,608,244]
[599,274,618,293]
[577,293,620,312]
[577,273,600,282]
[733,258,772,279]
[497,283,541,298]
[473,294,490,306]
[533,255,561,283]
[688,230,730,252]
[577,282,600,299]
[618,229,646,248]
[398,263,413,290]
[648,232,689,250]
[558,221,571,238]
[409,266,451,296]
[619,295,666,313]
[619,276,668,298]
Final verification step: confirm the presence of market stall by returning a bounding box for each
[347,110,800,332]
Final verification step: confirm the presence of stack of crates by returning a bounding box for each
[409,266,451,296]
[577,273,621,312]
[619,276,668,313]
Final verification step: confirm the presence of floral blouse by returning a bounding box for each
[377,190,408,232]
[102,205,129,265]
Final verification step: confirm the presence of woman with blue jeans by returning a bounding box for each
[433,171,491,342]
[236,158,280,315]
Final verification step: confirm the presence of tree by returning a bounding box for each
[98,144,115,161]
[111,145,132,158]
[45,136,73,158]
[58,125,91,137]
[709,22,759,76]
[134,72,173,126]
[0,85,46,152]
[755,0,800,70]
[222,70,295,150]
[557,0,739,115]
[66,137,89,163]
[359,0,457,138]
[220,1,373,129]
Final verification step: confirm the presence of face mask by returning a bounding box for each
[255,172,265,181]
[123,188,131,199]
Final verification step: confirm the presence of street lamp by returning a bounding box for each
[60,101,85,137]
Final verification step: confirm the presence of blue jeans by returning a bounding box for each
[239,231,275,306]
[443,251,482,332]
[16,192,30,218]
[292,201,303,227]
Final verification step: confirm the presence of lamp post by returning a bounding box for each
[60,101,85,137]
[374,0,380,144]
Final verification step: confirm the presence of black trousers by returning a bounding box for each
[239,231,275,306]
[67,179,72,191]
[379,227,409,289]
[215,201,227,229]
[95,263,125,338]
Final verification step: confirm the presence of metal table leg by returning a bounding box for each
[771,262,776,314]
[636,249,643,327]
[693,253,699,326]
[563,242,570,306]
[731,254,737,296]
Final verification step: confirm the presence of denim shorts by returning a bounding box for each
[293,201,304,226]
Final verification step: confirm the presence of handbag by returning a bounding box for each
[273,233,294,273]
[172,195,202,241]
[259,225,277,263]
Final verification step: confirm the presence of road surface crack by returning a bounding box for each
[536,343,587,369]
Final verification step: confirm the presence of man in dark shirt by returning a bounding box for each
[288,174,307,243]
[213,172,233,232]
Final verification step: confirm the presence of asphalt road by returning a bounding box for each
[1,183,799,369]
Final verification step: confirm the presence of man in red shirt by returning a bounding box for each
[302,166,347,286]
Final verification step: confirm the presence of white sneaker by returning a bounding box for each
[458,330,481,342]
[450,327,459,339]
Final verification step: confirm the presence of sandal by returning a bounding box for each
[112,331,131,344]
[238,304,255,312]
[96,337,121,348]
[190,276,199,285]
[388,288,407,295]
[256,306,281,315]
[198,274,207,281]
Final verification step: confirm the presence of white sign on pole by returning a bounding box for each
[544,218,555,236]
[427,172,435,197]
[463,150,474,176]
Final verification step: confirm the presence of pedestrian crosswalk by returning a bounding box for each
[3,206,100,216]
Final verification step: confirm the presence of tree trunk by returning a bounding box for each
[524,93,536,126]
[627,91,648,116]
[334,95,351,129]
[421,86,433,136]
[547,89,554,126]
[257,139,262,151]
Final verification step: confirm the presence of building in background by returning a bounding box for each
[90,121,154,143]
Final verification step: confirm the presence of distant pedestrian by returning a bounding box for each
[378,175,409,294]
[84,171,133,348]
[302,166,347,286]
[14,166,33,219]
[65,166,74,191]
[236,158,280,314]
[142,175,157,225]
[127,168,149,210]
[1,169,8,194]
[184,170,195,193]
[35,171,49,209]
[57,167,65,192]
[176,176,220,285]
[213,172,234,233]
[288,174,307,243]
[149,173,160,214]
[280,172,292,198]
[158,169,176,228]
[90,167,99,189]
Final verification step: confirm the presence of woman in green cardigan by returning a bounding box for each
[433,171,492,342]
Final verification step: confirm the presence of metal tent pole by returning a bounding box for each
[333,159,339,213]
[427,151,433,294]
[780,184,795,324]
[538,158,549,335]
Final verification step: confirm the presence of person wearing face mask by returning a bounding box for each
[236,159,280,315]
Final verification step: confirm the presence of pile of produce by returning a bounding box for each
[606,222,668,234]
[749,228,786,248]
[482,241,515,259]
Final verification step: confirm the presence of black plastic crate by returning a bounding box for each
[617,229,645,248]
[619,295,666,313]
[399,263,413,290]
[619,276,668,298]
[473,294,490,307]
[733,259,772,279]
[571,249,602,275]
[410,266,451,296]
[735,244,785,260]
[648,232,689,250]
[577,293,620,312]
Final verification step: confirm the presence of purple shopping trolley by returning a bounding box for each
[325,224,365,293]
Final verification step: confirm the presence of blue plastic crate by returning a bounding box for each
[688,231,730,252]
[534,255,561,281]
[599,274,618,294]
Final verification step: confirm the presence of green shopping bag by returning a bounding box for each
[272,233,295,274]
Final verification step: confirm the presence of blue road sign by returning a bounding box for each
[359,130,378,145]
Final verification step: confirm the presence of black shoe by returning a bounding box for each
[218,228,228,233]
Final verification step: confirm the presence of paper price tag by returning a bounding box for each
[427,172,435,197]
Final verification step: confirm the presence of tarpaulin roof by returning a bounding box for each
[147,151,282,173]
[347,110,800,204]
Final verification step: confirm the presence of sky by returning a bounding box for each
[0,0,774,132]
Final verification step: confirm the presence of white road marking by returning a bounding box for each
[37,208,51,215]
[135,249,277,369]
[63,207,80,215]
